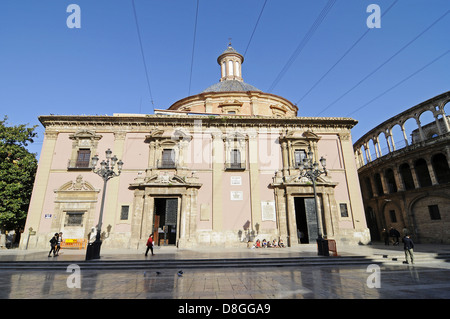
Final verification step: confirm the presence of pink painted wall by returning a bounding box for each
[221,172,252,231]
[122,133,149,170]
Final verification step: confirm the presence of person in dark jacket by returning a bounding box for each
[389,227,400,245]
[382,228,390,245]
[403,235,414,264]
[48,233,58,257]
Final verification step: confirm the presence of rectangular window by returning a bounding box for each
[76,149,91,168]
[230,149,241,168]
[428,205,441,220]
[389,210,397,223]
[294,149,306,167]
[120,205,129,220]
[161,149,175,168]
[339,203,349,217]
[65,212,84,226]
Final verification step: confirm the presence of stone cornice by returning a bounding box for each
[38,114,358,131]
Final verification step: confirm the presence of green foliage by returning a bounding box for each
[0,116,38,231]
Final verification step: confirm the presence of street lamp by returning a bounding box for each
[86,148,123,260]
[298,146,328,256]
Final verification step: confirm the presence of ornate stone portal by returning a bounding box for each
[52,175,99,240]
[129,171,202,248]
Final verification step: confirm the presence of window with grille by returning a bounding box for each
[120,205,129,220]
[294,149,306,167]
[76,149,91,168]
[339,203,349,217]
[161,149,175,168]
[230,149,241,168]
[65,212,84,226]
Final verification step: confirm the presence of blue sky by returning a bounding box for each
[1,0,449,158]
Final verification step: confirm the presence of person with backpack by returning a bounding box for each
[48,233,59,257]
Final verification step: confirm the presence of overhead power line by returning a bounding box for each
[315,9,449,116]
[132,0,155,111]
[346,49,450,117]
[244,0,268,57]
[296,0,399,105]
[188,0,200,96]
[267,0,337,93]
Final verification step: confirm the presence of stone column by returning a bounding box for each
[248,131,262,232]
[415,117,426,142]
[425,156,438,185]
[401,124,409,146]
[439,106,450,133]
[433,112,443,135]
[281,140,289,176]
[274,188,288,244]
[393,166,405,192]
[130,190,145,248]
[408,160,420,189]
[211,131,224,232]
[286,194,298,247]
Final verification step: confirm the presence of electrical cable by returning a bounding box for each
[315,9,449,116]
[188,0,200,96]
[132,0,155,110]
[267,0,337,93]
[346,49,450,117]
[295,0,399,105]
[244,0,268,57]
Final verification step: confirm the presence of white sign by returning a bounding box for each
[230,176,242,185]
[261,201,276,221]
[230,191,243,201]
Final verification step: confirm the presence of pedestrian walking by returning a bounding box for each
[382,228,389,245]
[48,233,58,257]
[389,227,400,245]
[145,234,154,256]
[403,235,414,264]
[55,232,63,255]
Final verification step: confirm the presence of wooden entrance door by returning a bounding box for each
[153,198,178,246]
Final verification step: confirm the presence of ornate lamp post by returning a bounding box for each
[85,148,123,260]
[298,147,328,256]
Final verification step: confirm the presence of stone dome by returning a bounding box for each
[202,80,261,93]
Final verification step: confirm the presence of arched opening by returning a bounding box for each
[365,206,380,241]
[414,110,435,142]
[414,158,432,187]
[399,163,415,190]
[377,131,390,155]
[391,123,406,150]
[432,153,450,184]
[364,176,374,198]
[368,138,377,160]
[374,173,384,196]
[403,117,417,145]
[385,168,397,193]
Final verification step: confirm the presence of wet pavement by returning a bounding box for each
[1,243,450,300]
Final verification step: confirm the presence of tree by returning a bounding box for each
[0,116,38,231]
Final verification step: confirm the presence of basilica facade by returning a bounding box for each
[22,45,370,250]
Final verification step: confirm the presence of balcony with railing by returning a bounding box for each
[67,159,92,170]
